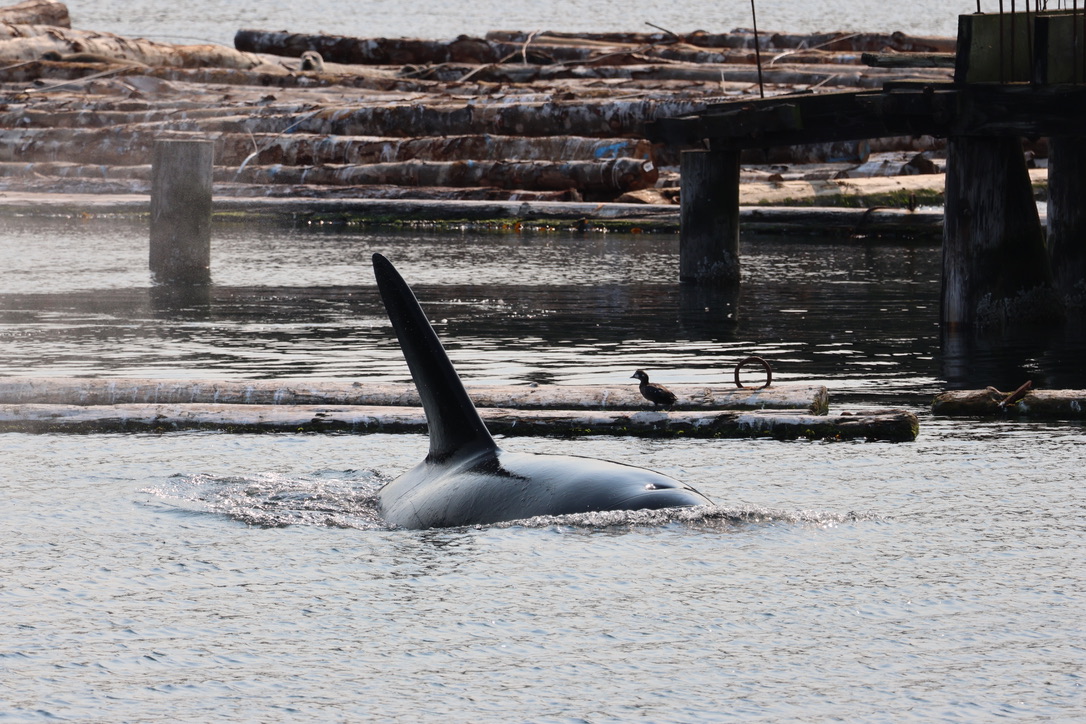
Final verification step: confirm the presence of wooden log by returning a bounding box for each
[229,157,658,193]
[0,378,831,414]
[0,0,69,27]
[484,29,957,53]
[0,403,917,441]
[0,157,655,194]
[942,136,1063,329]
[149,139,212,285]
[0,174,584,201]
[12,129,654,166]
[861,52,956,68]
[236,98,708,139]
[234,29,503,64]
[680,149,740,285]
[932,388,1086,419]
[1045,136,1086,307]
[0,24,270,68]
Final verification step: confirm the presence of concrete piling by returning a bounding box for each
[150,139,213,285]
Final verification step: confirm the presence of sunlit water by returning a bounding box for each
[1,217,1084,720]
[64,0,974,48]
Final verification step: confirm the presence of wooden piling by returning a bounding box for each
[150,139,213,285]
[941,136,1062,329]
[1046,136,1086,306]
[679,149,741,285]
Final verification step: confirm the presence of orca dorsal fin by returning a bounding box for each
[372,253,497,460]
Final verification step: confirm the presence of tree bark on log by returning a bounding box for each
[0,403,917,441]
[0,0,69,27]
[0,378,830,413]
[931,388,1086,419]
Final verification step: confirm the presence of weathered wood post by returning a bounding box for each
[150,139,213,285]
[941,135,1062,329]
[679,148,741,285]
[1046,136,1086,307]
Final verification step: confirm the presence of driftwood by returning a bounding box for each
[0,403,918,441]
[0,378,831,413]
[0,0,67,27]
[931,388,1086,419]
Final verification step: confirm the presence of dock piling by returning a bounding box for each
[941,135,1061,328]
[1046,136,1086,306]
[150,139,213,285]
[679,149,741,285]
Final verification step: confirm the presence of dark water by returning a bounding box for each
[1,217,1084,721]
[2,216,1082,398]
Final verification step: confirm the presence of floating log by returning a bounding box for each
[234,29,504,65]
[484,29,957,53]
[931,388,1086,419]
[230,157,658,193]
[0,23,269,68]
[0,403,917,440]
[862,51,956,68]
[0,378,831,413]
[0,175,583,201]
[0,158,657,193]
[0,0,69,27]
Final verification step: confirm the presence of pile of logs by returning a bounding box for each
[0,0,956,207]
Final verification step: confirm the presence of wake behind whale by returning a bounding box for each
[144,471,878,531]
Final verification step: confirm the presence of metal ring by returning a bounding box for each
[734,356,772,389]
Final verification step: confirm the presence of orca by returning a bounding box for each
[371,253,714,529]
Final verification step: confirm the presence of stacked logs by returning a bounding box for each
[0,0,954,203]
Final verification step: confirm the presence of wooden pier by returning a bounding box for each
[650,11,1086,328]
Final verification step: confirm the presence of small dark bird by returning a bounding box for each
[631,369,677,408]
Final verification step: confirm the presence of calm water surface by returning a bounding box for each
[1,217,1084,720]
[63,0,977,48]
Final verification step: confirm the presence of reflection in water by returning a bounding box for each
[150,283,212,318]
[1,218,1084,399]
[940,312,1086,391]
